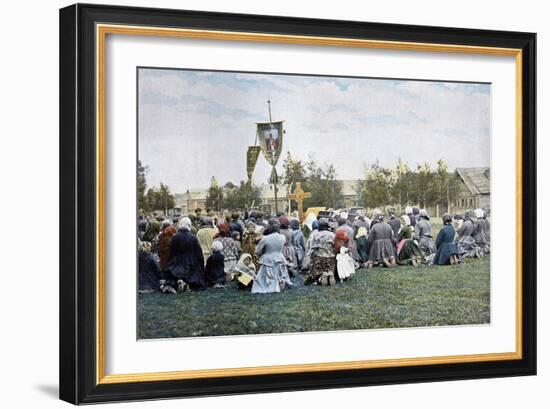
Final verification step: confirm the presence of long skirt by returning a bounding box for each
[397,239,423,265]
[457,236,481,258]
[304,255,336,285]
[433,242,459,265]
[165,255,205,290]
[251,262,292,294]
[368,239,396,263]
[418,236,436,256]
[282,243,299,276]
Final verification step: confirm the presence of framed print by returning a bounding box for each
[59,3,536,404]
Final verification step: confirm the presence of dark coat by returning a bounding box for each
[143,219,160,242]
[356,236,369,264]
[166,229,206,290]
[229,220,244,240]
[407,213,416,228]
[138,251,161,291]
[205,251,226,286]
[388,217,401,238]
[367,221,396,262]
[433,224,459,265]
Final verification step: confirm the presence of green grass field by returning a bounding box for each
[138,255,490,339]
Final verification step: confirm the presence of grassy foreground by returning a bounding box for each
[138,256,490,339]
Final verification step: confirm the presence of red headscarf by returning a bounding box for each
[216,223,231,238]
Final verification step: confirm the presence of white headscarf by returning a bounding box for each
[211,240,223,252]
[401,215,411,226]
[475,208,484,218]
[178,216,192,231]
[405,206,413,214]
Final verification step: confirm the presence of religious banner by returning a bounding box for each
[256,121,284,166]
[246,146,261,179]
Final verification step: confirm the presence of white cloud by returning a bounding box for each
[138,69,490,193]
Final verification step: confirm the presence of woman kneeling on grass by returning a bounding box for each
[365,211,397,268]
[205,241,226,288]
[165,217,206,291]
[456,210,483,259]
[396,215,423,266]
[251,218,293,294]
[414,209,437,263]
[433,214,460,265]
[304,218,337,286]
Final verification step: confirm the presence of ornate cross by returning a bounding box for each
[288,182,311,222]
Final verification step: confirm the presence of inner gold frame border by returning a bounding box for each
[96,23,523,385]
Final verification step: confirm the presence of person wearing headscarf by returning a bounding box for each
[252,218,293,293]
[234,253,257,290]
[304,218,337,286]
[434,214,460,265]
[366,212,397,268]
[157,219,177,271]
[279,216,299,276]
[414,209,437,262]
[204,240,226,287]
[290,218,306,270]
[138,241,162,293]
[369,209,383,230]
[352,210,370,236]
[387,208,401,239]
[405,206,416,228]
[456,210,483,258]
[165,217,206,291]
[213,223,240,281]
[143,216,161,242]
[333,229,350,255]
[473,208,490,254]
[355,226,369,267]
[333,229,355,282]
[196,217,217,263]
[396,215,423,266]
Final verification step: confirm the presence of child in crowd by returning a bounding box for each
[205,241,226,288]
[234,253,257,290]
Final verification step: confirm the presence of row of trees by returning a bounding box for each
[138,160,176,214]
[205,177,263,212]
[356,159,460,211]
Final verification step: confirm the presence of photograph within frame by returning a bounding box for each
[136,67,492,340]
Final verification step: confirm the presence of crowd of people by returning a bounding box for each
[138,206,491,295]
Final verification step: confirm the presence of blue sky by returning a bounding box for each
[138,68,490,193]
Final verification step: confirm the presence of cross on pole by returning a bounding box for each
[288,182,311,222]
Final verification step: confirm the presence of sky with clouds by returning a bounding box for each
[138,68,490,193]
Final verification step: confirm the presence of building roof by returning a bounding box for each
[455,167,490,195]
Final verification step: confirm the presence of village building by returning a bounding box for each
[454,167,491,211]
